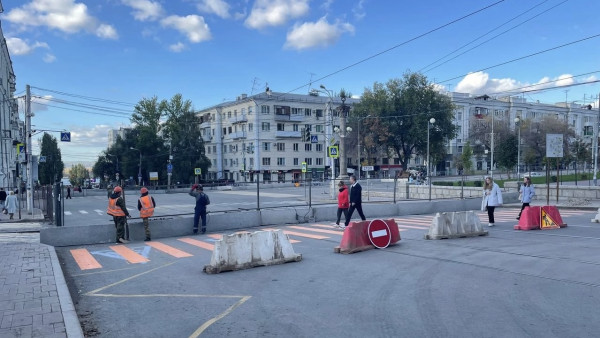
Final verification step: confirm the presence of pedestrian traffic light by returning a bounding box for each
[301,128,306,142]
[304,128,311,142]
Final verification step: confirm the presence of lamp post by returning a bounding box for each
[594,93,600,186]
[490,111,495,178]
[514,117,521,179]
[130,147,142,186]
[334,125,353,179]
[319,85,336,198]
[427,117,435,201]
[106,153,120,183]
[357,114,371,179]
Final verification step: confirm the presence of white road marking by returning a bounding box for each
[79,210,88,214]
[65,211,72,215]
[94,209,104,214]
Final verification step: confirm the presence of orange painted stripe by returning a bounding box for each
[288,225,342,235]
[109,245,150,264]
[70,248,102,270]
[146,242,193,258]
[397,224,430,230]
[207,234,222,240]
[263,228,328,240]
[178,238,214,251]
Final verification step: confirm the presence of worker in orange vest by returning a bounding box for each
[107,186,130,244]
[137,187,156,241]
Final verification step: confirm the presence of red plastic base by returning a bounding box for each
[513,205,567,230]
[338,219,400,254]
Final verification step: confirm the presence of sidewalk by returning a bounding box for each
[0,216,83,337]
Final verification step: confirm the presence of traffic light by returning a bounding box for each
[304,128,311,142]
[301,128,306,142]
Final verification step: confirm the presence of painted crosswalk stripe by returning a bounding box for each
[94,209,104,215]
[263,228,329,240]
[178,238,214,251]
[288,225,342,235]
[109,245,150,264]
[79,210,88,214]
[146,242,193,258]
[209,232,301,244]
[397,224,429,230]
[64,211,72,215]
[70,248,102,270]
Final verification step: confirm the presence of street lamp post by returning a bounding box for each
[490,111,495,178]
[334,125,352,179]
[106,153,120,183]
[427,117,435,201]
[514,117,521,179]
[357,114,371,180]
[130,147,142,186]
[319,85,336,198]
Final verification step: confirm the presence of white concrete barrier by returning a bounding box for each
[425,211,488,240]
[591,208,600,223]
[204,229,302,274]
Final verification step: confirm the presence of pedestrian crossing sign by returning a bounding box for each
[540,209,559,229]
[194,168,201,175]
[301,162,307,173]
[328,146,339,158]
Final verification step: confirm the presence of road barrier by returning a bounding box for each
[514,205,566,230]
[591,208,600,223]
[335,219,400,254]
[425,211,488,240]
[203,229,302,274]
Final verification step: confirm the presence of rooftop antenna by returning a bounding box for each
[250,77,259,95]
[308,72,316,93]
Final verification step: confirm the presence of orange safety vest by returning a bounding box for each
[107,198,126,217]
[139,195,154,218]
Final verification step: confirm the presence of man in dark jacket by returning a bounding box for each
[344,175,366,228]
[107,186,130,243]
[0,188,6,212]
[189,184,210,234]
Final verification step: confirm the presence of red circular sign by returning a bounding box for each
[367,219,391,249]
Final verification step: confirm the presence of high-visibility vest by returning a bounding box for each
[107,198,126,217]
[139,195,154,218]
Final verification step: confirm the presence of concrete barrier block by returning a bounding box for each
[425,211,487,240]
[260,207,307,225]
[591,208,600,223]
[204,229,302,274]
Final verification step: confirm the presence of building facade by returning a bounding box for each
[107,127,131,147]
[197,91,359,183]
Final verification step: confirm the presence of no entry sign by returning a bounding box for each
[367,219,392,249]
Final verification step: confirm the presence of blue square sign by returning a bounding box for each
[60,132,71,142]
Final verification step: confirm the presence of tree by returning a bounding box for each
[69,164,89,187]
[461,141,474,174]
[495,133,518,178]
[520,116,575,168]
[352,72,457,170]
[38,133,64,185]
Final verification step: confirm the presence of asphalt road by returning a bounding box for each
[56,207,600,337]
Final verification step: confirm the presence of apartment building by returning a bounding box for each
[107,127,132,147]
[197,90,359,182]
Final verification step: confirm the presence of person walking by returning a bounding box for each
[189,184,210,234]
[517,177,535,220]
[0,188,7,213]
[66,186,72,199]
[137,187,155,241]
[344,175,366,228]
[107,186,130,243]
[334,180,349,228]
[482,176,503,227]
[6,191,18,220]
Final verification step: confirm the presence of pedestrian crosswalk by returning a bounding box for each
[67,208,594,271]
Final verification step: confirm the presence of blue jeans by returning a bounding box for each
[194,209,206,232]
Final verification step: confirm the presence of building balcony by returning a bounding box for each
[230,131,247,139]
[230,115,248,124]
[200,121,211,129]
[201,134,213,142]
[275,131,301,138]
[274,113,290,121]
[290,115,305,122]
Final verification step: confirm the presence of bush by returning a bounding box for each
[433,181,454,186]
[581,173,588,179]
[474,181,482,187]
[550,175,557,182]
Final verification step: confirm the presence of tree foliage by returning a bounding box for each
[38,133,64,185]
[461,141,474,174]
[352,72,457,169]
[69,163,89,186]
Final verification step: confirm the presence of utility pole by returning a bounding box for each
[594,92,600,186]
[25,85,33,214]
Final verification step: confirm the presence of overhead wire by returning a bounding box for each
[30,86,136,107]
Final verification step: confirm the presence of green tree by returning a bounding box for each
[69,164,89,187]
[38,133,64,184]
[461,141,474,174]
[495,133,518,178]
[130,96,167,185]
[352,72,457,169]
[521,116,575,168]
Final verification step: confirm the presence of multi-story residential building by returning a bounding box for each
[0,2,22,188]
[107,127,131,147]
[197,90,359,183]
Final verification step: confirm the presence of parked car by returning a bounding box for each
[522,172,543,178]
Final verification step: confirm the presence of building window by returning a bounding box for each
[316,158,323,166]
[584,125,593,136]
[305,124,311,132]
[248,106,253,114]
[207,147,211,154]
[262,122,270,131]
[315,109,323,118]
[394,158,400,164]
[316,144,323,152]
[223,127,227,135]
[262,157,271,165]
[263,142,271,151]
[382,158,389,165]
[277,123,285,131]
[458,146,463,153]
[212,145,216,153]
[292,107,302,115]
[293,124,299,131]
[250,158,254,166]
[305,144,312,151]
[276,143,285,151]
[228,126,232,133]
[304,158,313,165]
[293,158,299,165]
[305,108,311,116]
[227,111,231,118]
[293,143,299,152]
[277,158,285,166]
[249,123,253,132]
[223,145,227,153]
[261,105,270,114]
[315,125,323,133]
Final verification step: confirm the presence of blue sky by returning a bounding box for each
[2,0,599,166]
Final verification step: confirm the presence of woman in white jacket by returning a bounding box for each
[517,177,535,220]
[6,191,18,220]
[482,176,503,227]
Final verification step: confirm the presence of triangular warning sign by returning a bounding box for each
[540,209,559,229]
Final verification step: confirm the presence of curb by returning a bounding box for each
[46,244,84,338]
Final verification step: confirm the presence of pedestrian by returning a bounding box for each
[334,180,349,228]
[66,186,72,199]
[106,186,130,243]
[517,177,535,220]
[482,176,503,227]
[344,175,366,228]
[0,188,6,213]
[189,184,210,234]
[137,187,155,241]
[6,191,18,220]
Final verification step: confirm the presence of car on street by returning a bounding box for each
[522,172,543,177]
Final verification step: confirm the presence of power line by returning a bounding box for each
[30,86,136,107]
[484,71,600,96]
[32,95,133,115]
[33,102,132,119]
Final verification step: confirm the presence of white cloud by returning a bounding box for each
[96,24,119,39]
[196,0,231,19]
[245,0,309,29]
[68,124,113,147]
[121,0,164,21]
[285,17,354,50]
[321,0,335,11]
[169,42,186,52]
[161,15,212,43]
[43,53,57,63]
[4,0,118,39]
[352,0,366,20]
[454,71,585,96]
[5,37,49,55]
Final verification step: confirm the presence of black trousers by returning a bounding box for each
[345,203,366,226]
[487,205,496,224]
[518,203,530,218]
[336,208,348,224]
